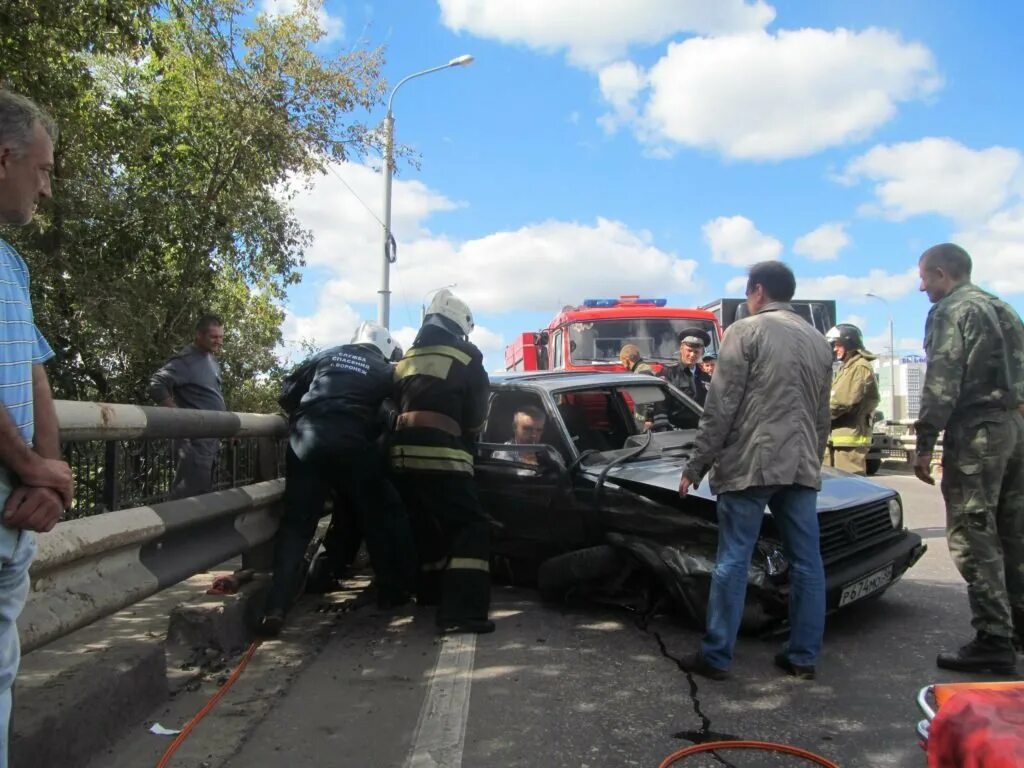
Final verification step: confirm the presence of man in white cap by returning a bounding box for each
[661,328,712,406]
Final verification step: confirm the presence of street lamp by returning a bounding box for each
[422,283,457,322]
[378,54,474,328]
[865,292,897,422]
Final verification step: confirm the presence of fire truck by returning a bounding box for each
[504,296,722,374]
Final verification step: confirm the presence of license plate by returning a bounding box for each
[839,563,894,607]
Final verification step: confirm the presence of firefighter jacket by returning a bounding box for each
[661,362,710,406]
[390,324,490,475]
[829,349,880,449]
[278,343,396,460]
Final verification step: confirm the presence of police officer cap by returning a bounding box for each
[702,352,717,362]
[678,328,711,348]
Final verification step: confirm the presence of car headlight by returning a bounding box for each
[888,496,903,529]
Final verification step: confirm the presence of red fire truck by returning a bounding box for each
[504,296,722,373]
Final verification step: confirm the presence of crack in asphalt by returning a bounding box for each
[635,609,739,768]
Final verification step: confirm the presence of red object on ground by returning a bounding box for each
[207,569,254,595]
[927,685,1024,768]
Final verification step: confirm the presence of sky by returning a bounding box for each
[264,0,1024,370]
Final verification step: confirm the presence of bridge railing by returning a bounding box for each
[19,402,289,653]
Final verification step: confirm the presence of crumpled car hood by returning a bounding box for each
[580,455,894,511]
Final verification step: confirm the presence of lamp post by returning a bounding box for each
[379,54,474,328]
[422,283,457,322]
[866,292,897,422]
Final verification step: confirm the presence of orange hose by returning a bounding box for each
[659,739,840,768]
[156,640,262,768]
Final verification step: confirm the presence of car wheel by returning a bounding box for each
[537,545,628,602]
[866,458,882,475]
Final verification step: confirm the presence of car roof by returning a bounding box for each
[490,370,663,391]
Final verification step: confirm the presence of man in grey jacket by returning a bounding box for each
[679,261,833,680]
[150,315,227,499]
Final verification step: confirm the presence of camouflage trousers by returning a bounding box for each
[940,413,1024,640]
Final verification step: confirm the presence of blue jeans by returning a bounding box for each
[0,523,35,768]
[701,485,825,670]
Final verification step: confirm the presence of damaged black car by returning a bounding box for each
[475,372,926,630]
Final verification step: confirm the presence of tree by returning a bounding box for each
[1,0,386,410]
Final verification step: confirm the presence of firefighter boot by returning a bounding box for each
[936,633,1018,674]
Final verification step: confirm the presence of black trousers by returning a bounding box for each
[395,472,491,625]
[266,444,416,615]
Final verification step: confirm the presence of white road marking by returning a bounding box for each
[406,634,477,768]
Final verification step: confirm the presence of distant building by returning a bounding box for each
[872,355,928,422]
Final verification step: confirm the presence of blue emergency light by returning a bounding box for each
[582,297,668,308]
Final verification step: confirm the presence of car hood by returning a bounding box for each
[580,455,894,511]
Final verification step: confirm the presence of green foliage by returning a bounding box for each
[0,0,387,411]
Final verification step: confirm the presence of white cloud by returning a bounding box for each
[844,138,1024,223]
[703,215,782,266]
[597,61,647,133]
[842,313,868,330]
[793,223,850,261]
[282,163,701,366]
[608,27,940,161]
[437,0,775,68]
[724,275,748,295]
[794,268,920,302]
[260,0,344,41]
[954,206,1024,295]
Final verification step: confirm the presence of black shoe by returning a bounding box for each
[679,652,729,681]
[437,619,496,635]
[936,634,1018,674]
[257,608,285,638]
[774,652,816,680]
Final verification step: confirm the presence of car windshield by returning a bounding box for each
[553,382,701,459]
[567,318,718,364]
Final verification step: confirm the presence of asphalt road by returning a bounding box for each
[94,467,1016,768]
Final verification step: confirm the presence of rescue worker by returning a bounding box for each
[259,322,415,636]
[618,344,654,375]
[914,243,1024,673]
[824,324,880,475]
[390,289,494,634]
[661,328,712,406]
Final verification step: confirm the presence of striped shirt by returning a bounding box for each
[0,237,53,448]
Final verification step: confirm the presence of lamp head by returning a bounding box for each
[449,54,474,67]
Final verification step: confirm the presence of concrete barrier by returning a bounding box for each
[19,479,284,653]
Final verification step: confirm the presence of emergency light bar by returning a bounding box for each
[583,297,668,308]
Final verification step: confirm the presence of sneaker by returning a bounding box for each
[679,652,729,681]
[437,619,496,635]
[936,634,1017,675]
[774,652,816,680]
[256,608,285,638]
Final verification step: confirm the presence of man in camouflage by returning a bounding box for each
[914,243,1024,674]
[824,324,880,475]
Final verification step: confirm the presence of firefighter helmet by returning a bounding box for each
[825,324,864,351]
[351,321,398,360]
[425,288,474,336]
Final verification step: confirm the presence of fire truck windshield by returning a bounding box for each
[568,318,718,364]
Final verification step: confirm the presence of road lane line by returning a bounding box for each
[406,634,477,768]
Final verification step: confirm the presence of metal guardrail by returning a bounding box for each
[18,402,289,653]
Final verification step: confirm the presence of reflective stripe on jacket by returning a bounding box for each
[829,350,880,447]
[391,324,489,475]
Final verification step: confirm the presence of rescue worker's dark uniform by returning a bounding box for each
[265,343,416,620]
[390,321,492,632]
[662,362,711,406]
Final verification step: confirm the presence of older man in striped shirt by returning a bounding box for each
[0,90,73,765]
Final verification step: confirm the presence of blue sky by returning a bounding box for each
[267,0,1024,369]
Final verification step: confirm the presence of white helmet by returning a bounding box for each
[351,321,398,360]
[425,288,474,336]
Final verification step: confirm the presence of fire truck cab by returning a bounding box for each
[505,296,722,374]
